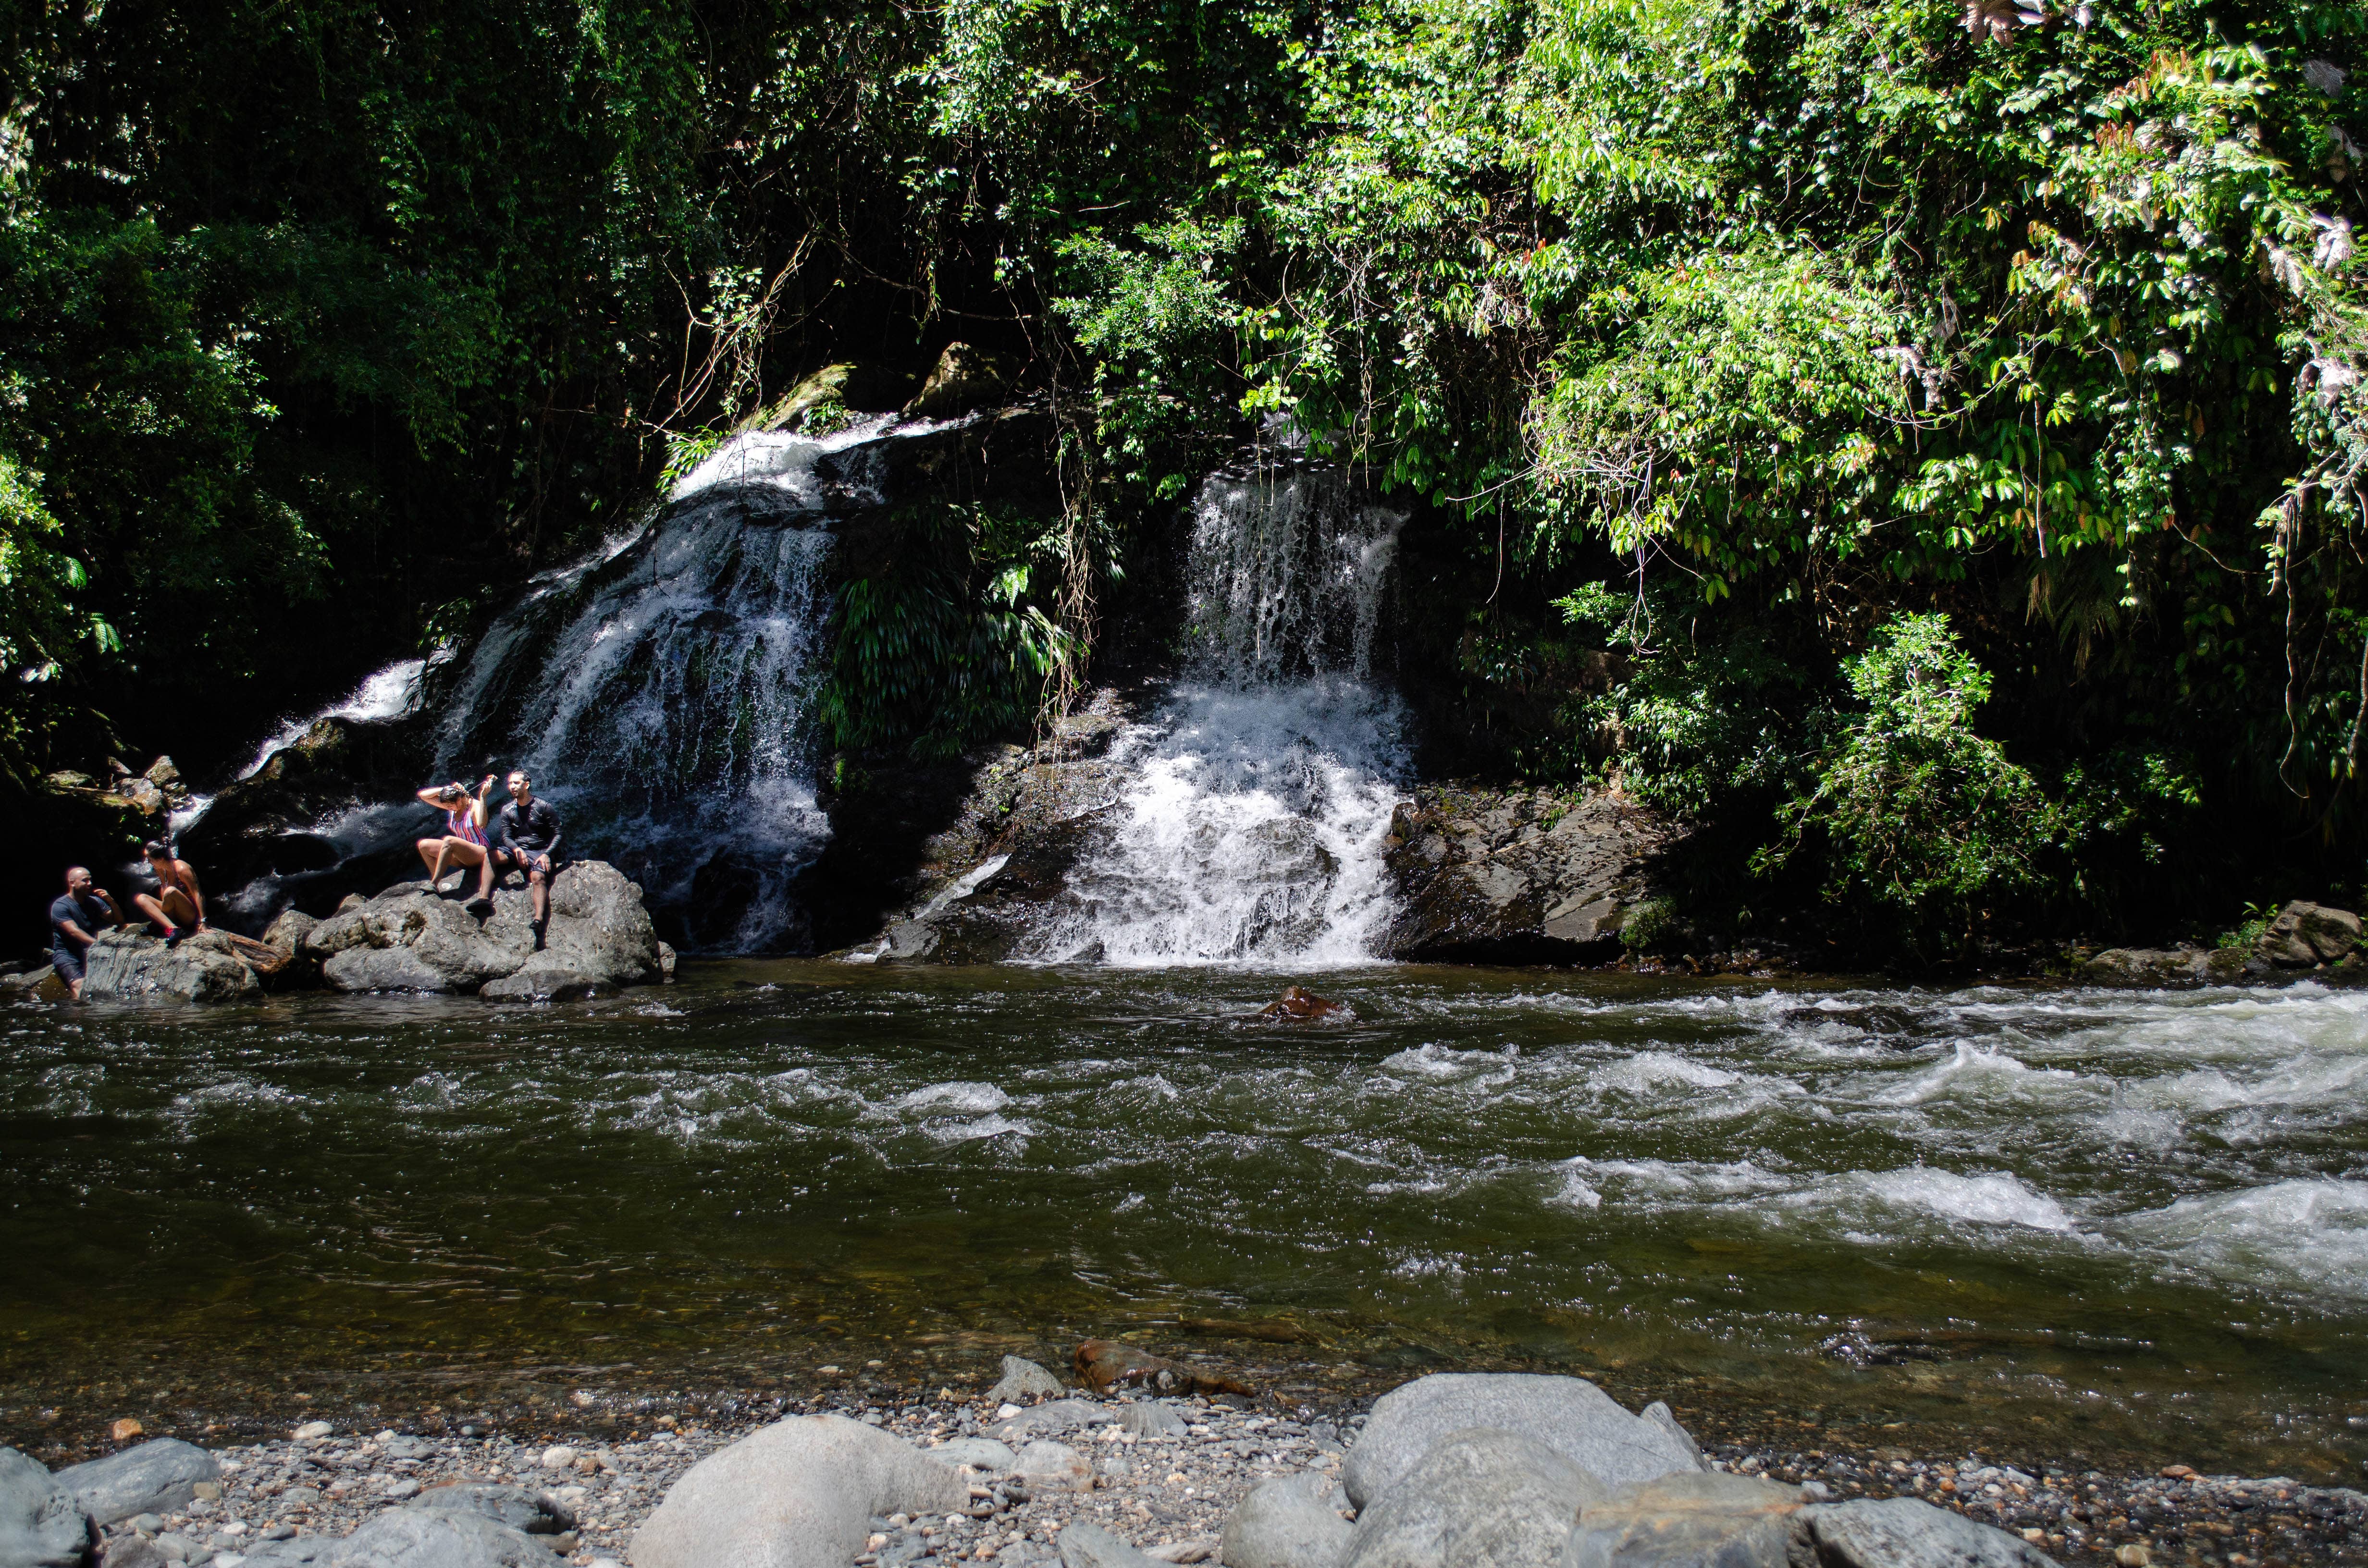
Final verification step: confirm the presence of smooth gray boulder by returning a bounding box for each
[994,1400,1107,1445]
[1011,1440,1092,1494]
[0,1445,93,1568]
[81,930,261,1003]
[310,892,529,993]
[628,1414,965,1568]
[988,1356,1066,1404]
[930,1438,1016,1475]
[535,863,665,987]
[404,1483,571,1535]
[1807,1496,2060,1568]
[1341,1375,1700,1509]
[232,1501,560,1566]
[1118,1402,1188,1440]
[1343,1428,1603,1568]
[56,1438,220,1526]
[1637,1404,1701,1471]
[1221,1472,1351,1568]
[1060,1522,1163,1568]
[306,865,663,995]
[1564,1471,1807,1568]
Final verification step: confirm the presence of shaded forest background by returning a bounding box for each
[2,0,2363,958]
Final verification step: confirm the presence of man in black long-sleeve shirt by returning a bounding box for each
[481,769,564,940]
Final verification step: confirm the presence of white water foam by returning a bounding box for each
[433,422,924,951]
[238,658,429,781]
[1032,463,1409,967]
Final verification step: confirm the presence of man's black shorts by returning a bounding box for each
[49,945,85,983]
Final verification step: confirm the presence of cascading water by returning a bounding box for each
[435,418,905,951]
[1033,461,1410,965]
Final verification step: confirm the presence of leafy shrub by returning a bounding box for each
[1755,613,2044,952]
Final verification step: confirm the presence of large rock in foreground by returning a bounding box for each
[55,1438,218,1526]
[1380,788,1684,963]
[82,929,262,1003]
[629,1414,966,1568]
[1343,1426,1600,1568]
[0,1444,93,1568]
[306,862,664,996]
[1341,1373,1702,1510]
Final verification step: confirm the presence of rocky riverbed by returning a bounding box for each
[10,1358,2365,1568]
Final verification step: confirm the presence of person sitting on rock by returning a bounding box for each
[48,866,123,1001]
[489,769,563,939]
[129,839,207,946]
[414,775,498,900]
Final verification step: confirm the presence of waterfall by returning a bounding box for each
[434,419,901,952]
[1033,462,1409,966]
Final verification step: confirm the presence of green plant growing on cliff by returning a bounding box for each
[1756,613,2044,950]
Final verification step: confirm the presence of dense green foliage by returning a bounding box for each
[3,0,2362,952]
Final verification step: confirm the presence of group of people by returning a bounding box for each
[411,768,565,924]
[42,769,564,1003]
[47,842,209,1001]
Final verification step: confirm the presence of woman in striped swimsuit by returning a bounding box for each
[414,775,499,899]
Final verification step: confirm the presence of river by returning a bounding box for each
[5,963,2362,1480]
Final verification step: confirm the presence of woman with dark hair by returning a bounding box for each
[414,775,498,900]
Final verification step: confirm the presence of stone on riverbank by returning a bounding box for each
[1013,1439,1093,1494]
[995,1401,1107,1445]
[2256,900,2362,967]
[1341,1427,1602,1568]
[1379,788,1684,963]
[0,1446,93,1568]
[2078,945,2254,987]
[82,929,262,1004]
[56,1439,219,1526]
[1219,1472,1351,1568]
[1564,1470,1808,1568]
[988,1356,1067,1404]
[931,1437,1016,1475]
[1808,1496,2060,1568]
[628,1414,965,1568]
[1341,1374,1700,1510]
[1060,1520,1164,1568]
[232,1499,558,1567]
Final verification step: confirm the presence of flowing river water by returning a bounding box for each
[6,963,2365,1479]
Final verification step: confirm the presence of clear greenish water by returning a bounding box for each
[4,964,2364,1476]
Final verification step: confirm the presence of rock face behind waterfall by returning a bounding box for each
[1379,785,1687,962]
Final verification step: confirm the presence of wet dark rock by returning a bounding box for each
[1073,1341,1254,1400]
[1221,1471,1352,1568]
[1808,1495,2060,1568]
[1342,1427,1601,1568]
[478,966,608,1003]
[178,715,436,927]
[2078,945,2255,987]
[905,343,1009,418]
[827,688,1140,963]
[81,929,263,1004]
[1342,1374,1700,1510]
[1256,986,1346,1021]
[987,1357,1066,1405]
[1565,1470,1808,1568]
[1379,789,1684,963]
[2257,901,2362,966]
[55,1440,220,1528]
[0,1445,94,1568]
